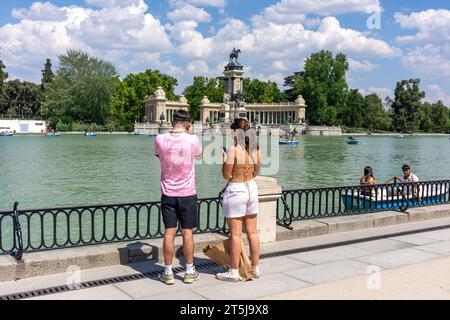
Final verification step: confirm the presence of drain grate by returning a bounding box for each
[2,223,449,300]
[0,261,220,301]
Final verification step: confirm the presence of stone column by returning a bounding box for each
[252,176,282,243]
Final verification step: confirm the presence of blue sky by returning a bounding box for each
[1,0,449,104]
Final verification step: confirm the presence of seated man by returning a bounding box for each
[385,164,420,198]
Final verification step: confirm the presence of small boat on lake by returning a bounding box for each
[279,135,299,145]
[84,132,96,137]
[347,137,359,145]
[45,132,60,137]
[397,134,404,138]
[0,133,14,136]
[342,184,449,212]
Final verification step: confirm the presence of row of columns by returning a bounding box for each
[246,111,297,125]
[205,110,299,124]
[207,111,220,123]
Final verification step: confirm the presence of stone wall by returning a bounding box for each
[306,125,342,136]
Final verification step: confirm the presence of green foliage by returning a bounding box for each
[243,78,284,103]
[284,50,349,125]
[391,79,425,133]
[183,76,224,120]
[0,57,8,108]
[42,49,118,127]
[418,101,449,133]
[2,79,41,117]
[339,89,364,127]
[41,58,54,91]
[118,69,178,123]
[363,94,392,131]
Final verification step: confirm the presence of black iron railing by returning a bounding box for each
[277,180,450,227]
[1,179,449,259]
[0,197,227,260]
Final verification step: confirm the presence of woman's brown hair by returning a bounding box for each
[230,118,258,152]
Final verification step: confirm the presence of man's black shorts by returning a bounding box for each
[161,194,198,229]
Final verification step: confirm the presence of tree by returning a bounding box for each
[284,50,349,125]
[119,69,178,123]
[0,56,8,111]
[183,76,224,120]
[243,78,284,103]
[2,80,41,118]
[42,49,118,126]
[339,89,364,128]
[41,58,54,91]
[391,79,425,133]
[363,94,392,131]
[429,101,449,132]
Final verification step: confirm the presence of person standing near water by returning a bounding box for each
[155,110,203,285]
[216,118,261,282]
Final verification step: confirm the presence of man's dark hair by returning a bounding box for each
[173,110,190,124]
[402,164,410,171]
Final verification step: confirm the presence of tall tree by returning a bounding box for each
[363,93,392,131]
[183,76,224,120]
[0,56,8,112]
[284,50,349,125]
[339,89,364,128]
[119,69,178,123]
[42,49,118,127]
[391,79,425,133]
[243,78,284,103]
[41,58,54,91]
[3,80,41,118]
[429,101,449,132]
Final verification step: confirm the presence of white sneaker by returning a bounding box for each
[216,270,240,282]
[252,267,261,279]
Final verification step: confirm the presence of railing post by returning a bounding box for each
[11,202,24,261]
[254,176,282,243]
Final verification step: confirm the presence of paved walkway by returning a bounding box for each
[1,217,450,300]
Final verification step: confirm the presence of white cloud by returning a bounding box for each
[75,3,172,52]
[167,4,211,23]
[172,16,400,62]
[272,60,288,71]
[427,85,450,106]
[395,9,450,44]
[402,44,450,79]
[0,1,173,82]
[348,58,379,72]
[252,0,381,26]
[12,1,67,21]
[186,60,210,73]
[395,9,450,87]
[84,0,143,8]
[188,0,226,8]
[360,87,392,99]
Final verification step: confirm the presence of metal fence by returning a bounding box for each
[277,180,450,225]
[0,198,227,260]
[1,180,449,260]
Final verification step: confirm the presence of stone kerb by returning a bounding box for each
[254,176,282,243]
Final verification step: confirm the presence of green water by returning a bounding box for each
[1,134,450,211]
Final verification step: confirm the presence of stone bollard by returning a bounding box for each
[253,176,282,243]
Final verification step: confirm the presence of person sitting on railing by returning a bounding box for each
[385,164,420,199]
[360,166,377,196]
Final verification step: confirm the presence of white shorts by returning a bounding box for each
[222,180,259,219]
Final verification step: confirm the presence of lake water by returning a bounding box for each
[1,134,449,211]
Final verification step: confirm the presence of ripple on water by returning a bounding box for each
[0,135,449,210]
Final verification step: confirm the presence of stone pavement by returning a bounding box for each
[1,217,450,300]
